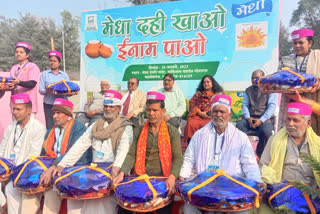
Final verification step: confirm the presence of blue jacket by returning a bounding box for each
[41,120,92,166]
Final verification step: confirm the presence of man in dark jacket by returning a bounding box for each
[236,70,277,157]
[39,98,92,214]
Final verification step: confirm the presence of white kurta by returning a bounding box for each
[58,121,133,168]
[57,120,133,214]
[0,117,46,214]
[180,122,262,214]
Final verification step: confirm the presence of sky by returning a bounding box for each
[1,0,299,28]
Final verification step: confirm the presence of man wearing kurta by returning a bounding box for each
[158,73,186,128]
[38,98,91,214]
[0,94,46,214]
[260,102,320,188]
[54,90,134,214]
[179,94,263,214]
[113,91,183,214]
[77,79,110,126]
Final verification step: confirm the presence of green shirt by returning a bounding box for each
[158,87,186,117]
[121,122,183,178]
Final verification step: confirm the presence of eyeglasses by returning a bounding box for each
[164,79,173,82]
[128,82,136,85]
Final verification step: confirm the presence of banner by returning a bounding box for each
[80,0,280,115]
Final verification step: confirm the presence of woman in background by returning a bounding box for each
[278,28,320,134]
[9,42,41,117]
[39,50,70,129]
[184,75,223,143]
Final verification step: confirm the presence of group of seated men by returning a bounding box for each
[77,73,186,130]
[0,73,319,214]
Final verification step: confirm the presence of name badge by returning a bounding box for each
[96,151,104,160]
[208,165,219,171]
[9,150,16,162]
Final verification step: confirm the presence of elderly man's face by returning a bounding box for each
[286,114,311,138]
[211,105,232,129]
[127,78,138,92]
[53,111,70,128]
[104,105,121,121]
[100,81,110,92]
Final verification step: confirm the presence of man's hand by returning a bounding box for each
[126,112,134,119]
[111,166,121,179]
[257,182,267,194]
[310,78,319,93]
[6,83,15,90]
[178,176,185,182]
[288,91,304,103]
[165,174,176,196]
[246,117,254,128]
[112,171,124,187]
[39,166,55,187]
[52,165,64,177]
[163,114,171,122]
[86,110,96,118]
[251,119,262,128]
[0,174,11,182]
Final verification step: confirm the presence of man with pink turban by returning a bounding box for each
[260,102,320,188]
[180,94,263,214]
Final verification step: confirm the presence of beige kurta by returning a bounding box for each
[260,135,317,187]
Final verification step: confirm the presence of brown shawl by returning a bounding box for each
[92,115,133,156]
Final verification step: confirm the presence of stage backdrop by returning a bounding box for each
[80,0,281,118]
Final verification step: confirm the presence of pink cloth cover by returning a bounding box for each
[291,29,314,41]
[11,93,31,104]
[104,89,123,106]
[48,50,62,59]
[53,98,74,109]
[16,42,31,51]
[146,91,166,101]
[211,94,232,111]
[287,102,312,116]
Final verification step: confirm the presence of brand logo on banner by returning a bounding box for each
[232,0,272,18]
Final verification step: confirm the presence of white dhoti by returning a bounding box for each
[183,203,249,214]
[67,195,118,214]
[42,189,63,214]
[0,183,6,208]
[6,181,41,214]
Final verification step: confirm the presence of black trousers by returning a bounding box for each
[44,103,54,129]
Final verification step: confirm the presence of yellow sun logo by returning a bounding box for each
[237,26,266,48]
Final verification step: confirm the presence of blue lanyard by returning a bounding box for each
[295,54,308,72]
[13,124,24,147]
[14,61,29,77]
[213,130,225,156]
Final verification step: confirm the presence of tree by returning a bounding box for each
[0,11,81,80]
[60,10,81,79]
[290,0,320,49]
[279,22,292,58]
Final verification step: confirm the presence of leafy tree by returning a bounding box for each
[0,11,80,80]
[279,22,292,58]
[60,10,81,79]
[290,0,320,49]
